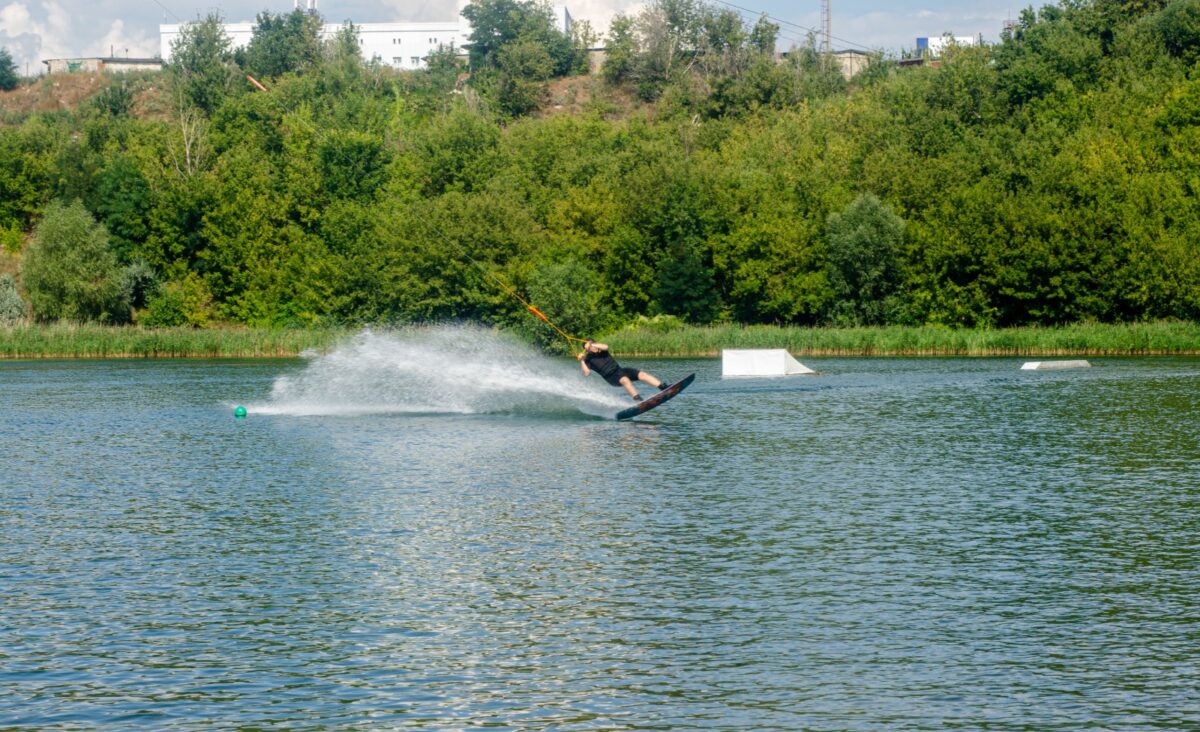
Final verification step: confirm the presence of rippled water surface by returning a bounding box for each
[4,337,1200,729]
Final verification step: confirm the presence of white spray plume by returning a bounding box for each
[253,324,628,418]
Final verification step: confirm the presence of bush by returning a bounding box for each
[140,284,187,327]
[122,259,160,309]
[93,81,134,117]
[0,274,27,324]
[0,223,22,253]
[140,273,214,327]
[20,200,130,323]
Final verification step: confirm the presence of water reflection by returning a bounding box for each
[2,357,1199,728]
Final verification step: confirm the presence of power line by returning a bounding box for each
[707,0,876,52]
[147,0,183,23]
[701,3,850,54]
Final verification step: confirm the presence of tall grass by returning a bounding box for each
[604,322,1200,357]
[4,321,1199,359]
[0,323,349,358]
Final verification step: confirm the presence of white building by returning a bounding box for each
[45,57,163,74]
[160,6,572,72]
[915,34,983,57]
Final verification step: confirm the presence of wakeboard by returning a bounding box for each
[616,373,696,421]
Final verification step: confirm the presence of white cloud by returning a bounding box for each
[95,18,156,59]
[834,7,1004,52]
[1,1,34,33]
[0,0,73,72]
[563,0,641,38]
[376,0,459,22]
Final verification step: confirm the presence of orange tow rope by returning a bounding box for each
[481,270,586,352]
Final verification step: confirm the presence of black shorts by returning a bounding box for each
[602,367,641,387]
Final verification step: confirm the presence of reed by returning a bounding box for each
[4,321,1199,359]
[603,321,1200,357]
[0,323,349,358]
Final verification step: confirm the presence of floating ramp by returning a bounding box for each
[722,349,816,377]
[1021,360,1091,371]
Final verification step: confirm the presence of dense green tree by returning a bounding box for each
[0,46,18,91]
[1155,0,1200,63]
[521,258,612,350]
[323,22,364,85]
[748,16,779,55]
[493,39,555,116]
[169,13,238,113]
[825,193,906,325]
[654,240,721,323]
[89,156,152,262]
[0,127,51,231]
[238,9,324,79]
[20,200,130,323]
[461,0,573,73]
[408,106,501,196]
[318,129,389,202]
[602,15,638,85]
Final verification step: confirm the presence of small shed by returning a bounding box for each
[44,57,163,75]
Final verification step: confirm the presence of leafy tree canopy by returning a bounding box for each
[238,9,324,79]
[20,200,130,323]
[0,46,18,91]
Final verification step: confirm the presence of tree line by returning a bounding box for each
[1,0,1199,344]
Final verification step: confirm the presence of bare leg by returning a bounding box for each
[637,371,664,389]
[618,376,640,399]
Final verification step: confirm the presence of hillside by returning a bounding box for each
[0,72,169,120]
[1,0,1199,336]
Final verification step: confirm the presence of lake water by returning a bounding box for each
[3,327,1199,729]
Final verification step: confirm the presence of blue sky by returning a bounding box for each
[0,0,1021,74]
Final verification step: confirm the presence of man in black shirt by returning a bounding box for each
[579,339,668,402]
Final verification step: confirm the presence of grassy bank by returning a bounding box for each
[0,324,349,358]
[3,321,1199,359]
[603,321,1200,357]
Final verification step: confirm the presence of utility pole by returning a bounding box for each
[821,0,832,54]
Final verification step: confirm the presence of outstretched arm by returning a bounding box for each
[578,350,590,376]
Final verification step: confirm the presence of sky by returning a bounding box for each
[0,0,1020,75]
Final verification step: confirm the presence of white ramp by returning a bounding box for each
[1021,360,1091,371]
[722,349,816,377]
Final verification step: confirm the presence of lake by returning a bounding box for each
[3,327,1199,729]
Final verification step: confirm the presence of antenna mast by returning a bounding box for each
[821,0,832,54]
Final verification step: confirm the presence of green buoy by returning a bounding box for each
[234,405,247,419]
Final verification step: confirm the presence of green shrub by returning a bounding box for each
[140,286,187,327]
[19,200,130,323]
[0,223,22,253]
[140,273,213,328]
[93,81,134,117]
[0,274,26,324]
[122,259,159,309]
